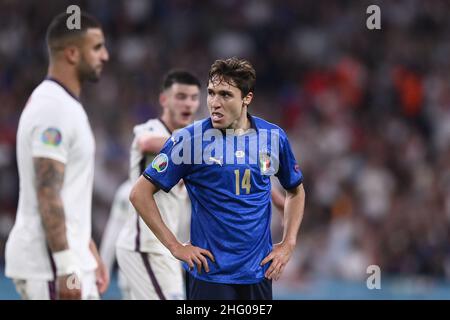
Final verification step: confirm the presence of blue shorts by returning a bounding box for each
[185,271,272,300]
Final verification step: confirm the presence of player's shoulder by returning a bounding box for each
[26,81,59,109]
[133,118,160,135]
[252,115,288,138]
[133,118,173,136]
[20,81,78,125]
[22,80,81,126]
[31,79,80,107]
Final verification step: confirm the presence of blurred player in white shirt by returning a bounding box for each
[5,11,109,300]
[116,70,201,300]
[99,180,132,299]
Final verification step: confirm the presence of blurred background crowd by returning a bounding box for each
[1,0,450,298]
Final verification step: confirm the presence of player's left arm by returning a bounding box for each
[89,239,110,294]
[261,183,305,281]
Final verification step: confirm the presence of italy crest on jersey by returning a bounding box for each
[259,151,271,174]
[152,153,168,173]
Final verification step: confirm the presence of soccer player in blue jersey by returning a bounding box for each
[130,57,306,300]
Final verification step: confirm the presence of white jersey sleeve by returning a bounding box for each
[30,96,73,164]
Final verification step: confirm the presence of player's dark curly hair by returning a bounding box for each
[208,57,256,97]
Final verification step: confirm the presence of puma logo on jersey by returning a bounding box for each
[209,157,222,166]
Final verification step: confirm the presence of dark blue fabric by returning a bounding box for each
[186,271,272,300]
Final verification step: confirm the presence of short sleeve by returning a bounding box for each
[143,129,192,192]
[30,100,71,164]
[275,132,303,190]
[133,122,160,139]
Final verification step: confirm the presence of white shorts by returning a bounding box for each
[13,271,99,300]
[117,269,132,300]
[116,247,184,300]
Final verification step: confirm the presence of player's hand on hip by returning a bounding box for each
[95,260,110,294]
[57,273,82,300]
[172,243,215,274]
[260,242,295,281]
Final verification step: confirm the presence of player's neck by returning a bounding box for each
[160,113,177,133]
[229,108,250,134]
[47,64,81,99]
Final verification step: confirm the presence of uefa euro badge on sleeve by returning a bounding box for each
[41,127,62,146]
[152,153,169,173]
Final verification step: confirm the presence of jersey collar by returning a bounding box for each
[158,118,173,135]
[247,113,259,133]
[45,77,81,103]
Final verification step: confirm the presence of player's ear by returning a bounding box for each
[159,92,168,109]
[243,92,253,107]
[64,45,80,65]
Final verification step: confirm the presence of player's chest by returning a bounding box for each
[70,116,95,160]
[190,136,278,194]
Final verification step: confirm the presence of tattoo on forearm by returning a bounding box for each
[34,158,68,252]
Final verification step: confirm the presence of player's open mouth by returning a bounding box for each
[211,112,223,121]
[181,112,192,119]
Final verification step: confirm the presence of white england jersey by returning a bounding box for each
[5,79,97,280]
[116,119,191,254]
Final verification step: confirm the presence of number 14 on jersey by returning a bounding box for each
[234,169,251,195]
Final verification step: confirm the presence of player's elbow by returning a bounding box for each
[129,176,158,208]
[129,184,141,208]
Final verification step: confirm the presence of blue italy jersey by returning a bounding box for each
[143,115,303,284]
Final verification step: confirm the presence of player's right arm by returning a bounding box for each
[137,132,169,154]
[129,176,215,274]
[34,157,81,300]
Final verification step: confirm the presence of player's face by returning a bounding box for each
[207,78,246,129]
[77,28,109,82]
[162,83,200,129]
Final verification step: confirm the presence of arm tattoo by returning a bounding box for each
[33,157,68,252]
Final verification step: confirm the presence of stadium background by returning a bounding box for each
[1,0,450,299]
